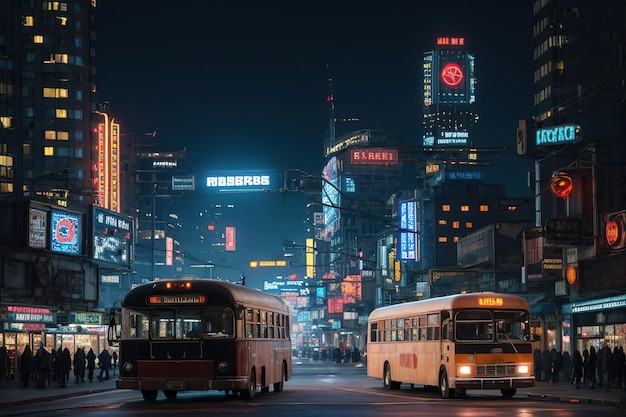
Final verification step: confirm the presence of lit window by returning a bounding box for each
[34,35,44,44]
[57,131,69,140]
[442,204,451,212]
[22,16,34,26]
[0,83,13,94]
[45,130,56,140]
[56,16,68,26]
[452,221,460,229]
[461,205,469,212]
[23,144,31,155]
[466,222,473,228]
[438,236,448,243]
[453,237,459,243]
[438,219,447,225]
[56,108,67,118]
[44,147,54,156]
[0,116,12,128]
[480,205,489,212]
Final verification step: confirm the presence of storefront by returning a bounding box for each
[46,311,109,360]
[0,304,56,379]
[563,293,626,353]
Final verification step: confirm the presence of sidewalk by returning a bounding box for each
[0,373,625,409]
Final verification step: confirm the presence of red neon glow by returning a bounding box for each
[225,226,236,251]
[441,63,464,87]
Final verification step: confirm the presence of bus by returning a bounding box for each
[366,292,535,398]
[113,279,292,401]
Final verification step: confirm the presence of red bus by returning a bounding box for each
[113,279,292,400]
[367,292,535,398]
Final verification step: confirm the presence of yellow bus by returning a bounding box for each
[113,279,291,401]
[367,292,535,398]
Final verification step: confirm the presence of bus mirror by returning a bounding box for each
[107,309,121,347]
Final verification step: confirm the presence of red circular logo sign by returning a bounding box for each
[606,220,620,247]
[441,63,464,87]
[55,217,76,243]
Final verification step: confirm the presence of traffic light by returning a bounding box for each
[550,171,573,198]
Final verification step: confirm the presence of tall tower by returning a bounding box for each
[422,36,477,147]
[0,1,97,209]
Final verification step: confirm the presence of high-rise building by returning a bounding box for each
[0,1,97,209]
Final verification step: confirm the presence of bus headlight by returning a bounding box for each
[517,365,529,374]
[122,362,134,376]
[458,365,472,376]
[217,362,229,373]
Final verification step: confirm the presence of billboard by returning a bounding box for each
[349,148,398,165]
[92,206,133,267]
[29,207,47,249]
[50,210,82,255]
[321,157,339,242]
[225,226,236,251]
[398,200,419,260]
[204,172,273,192]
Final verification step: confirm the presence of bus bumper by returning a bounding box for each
[116,376,249,392]
[453,377,535,390]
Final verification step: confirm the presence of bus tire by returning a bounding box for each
[273,362,286,392]
[383,362,400,389]
[439,369,455,399]
[501,388,516,398]
[164,390,177,400]
[240,368,256,400]
[141,390,158,401]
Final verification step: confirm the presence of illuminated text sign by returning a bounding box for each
[148,295,207,305]
[350,148,398,165]
[536,124,582,146]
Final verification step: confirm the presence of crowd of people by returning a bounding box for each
[2,343,117,389]
[534,344,626,391]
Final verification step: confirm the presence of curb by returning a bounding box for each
[527,393,625,409]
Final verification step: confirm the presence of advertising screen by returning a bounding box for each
[50,210,82,255]
[398,200,419,260]
[29,207,47,249]
[93,207,133,266]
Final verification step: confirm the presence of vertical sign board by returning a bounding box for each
[398,200,419,260]
[165,236,173,266]
[29,207,47,249]
[225,226,236,251]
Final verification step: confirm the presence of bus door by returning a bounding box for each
[441,314,452,368]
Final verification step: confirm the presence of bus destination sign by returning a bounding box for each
[478,297,504,307]
[148,295,207,305]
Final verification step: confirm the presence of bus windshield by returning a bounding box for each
[455,309,529,342]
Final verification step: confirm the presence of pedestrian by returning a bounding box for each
[73,347,86,383]
[612,345,624,389]
[98,348,111,381]
[550,348,562,383]
[572,349,584,389]
[561,351,571,383]
[583,348,589,384]
[34,342,50,389]
[586,346,597,388]
[59,347,71,388]
[19,345,33,388]
[112,350,118,375]
[597,343,611,389]
[86,348,96,382]
[55,347,63,386]
[0,344,7,381]
[541,349,552,382]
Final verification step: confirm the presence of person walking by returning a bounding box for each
[34,342,50,389]
[98,348,111,381]
[86,348,96,382]
[562,351,571,383]
[0,344,7,381]
[572,349,584,389]
[586,346,597,388]
[582,348,590,385]
[550,348,562,383]
[59,347,71,388]
[19,345,33,388]
[612,345,624,389]
[73,347,86,383]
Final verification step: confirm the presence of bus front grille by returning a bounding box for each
[476,364,516,376]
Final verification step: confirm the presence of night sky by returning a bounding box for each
[95,1,536,288]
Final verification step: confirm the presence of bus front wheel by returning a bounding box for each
[439,369,455,399]
[240,369,256,400]
[501,388,516,397]
[141,390,158,401]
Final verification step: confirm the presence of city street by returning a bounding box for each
[2,360,625,417]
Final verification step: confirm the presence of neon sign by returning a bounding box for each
[536,124,582,146]
[441,63,464,87]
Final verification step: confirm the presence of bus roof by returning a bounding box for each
[368,292,530,322]
[122,279,289,313]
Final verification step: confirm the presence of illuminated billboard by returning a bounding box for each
[29,207,47,249]
[50,210,82,255]
[321,157,339,242]
[349,148,398,165]
[225,226,236,251]
[92,207,133,267]
[204,172,273,192]
[398,200,419,261]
